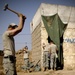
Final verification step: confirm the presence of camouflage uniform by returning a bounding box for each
[2,31,17,75]
[49,43,57,70]
[43,44,50,70]
[23,46,29,70]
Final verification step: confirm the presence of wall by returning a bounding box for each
[63,24,75,70]
[30,3,75,70]
[31,22,41,65]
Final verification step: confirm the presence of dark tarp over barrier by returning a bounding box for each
[42,14,67,68]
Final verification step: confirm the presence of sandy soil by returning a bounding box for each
[17,70,75,75]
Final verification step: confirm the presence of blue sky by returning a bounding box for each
[0,0,75,50]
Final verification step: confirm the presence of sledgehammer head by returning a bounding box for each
[3,4,8,11]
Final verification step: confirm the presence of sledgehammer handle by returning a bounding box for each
[8,7,26,19]
[8,7,19,15]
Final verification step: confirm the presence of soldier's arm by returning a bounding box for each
[9,13,26,36]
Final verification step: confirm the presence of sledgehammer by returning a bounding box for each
[3,4,26,19]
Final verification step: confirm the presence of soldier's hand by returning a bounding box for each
[17,13,26,19]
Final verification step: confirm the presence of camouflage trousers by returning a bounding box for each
[3,56,17,75]
[50,53,56,69]
[24,58,29,70]
[43,51,49,68]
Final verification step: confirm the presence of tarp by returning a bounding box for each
[42,14,67,67]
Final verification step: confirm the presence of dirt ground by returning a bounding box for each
[0,50,75,75]
[0,69,75,75]
[17,70,75,75]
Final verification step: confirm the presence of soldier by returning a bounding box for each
[23,46,29,71]
[43,44,50,71]
[2,13,26,75]
[49,40,58,71]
